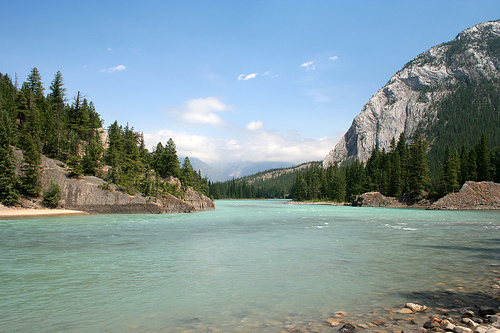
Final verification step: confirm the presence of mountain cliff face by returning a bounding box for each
[323,20,500,167]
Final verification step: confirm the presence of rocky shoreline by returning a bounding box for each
[160,269,500,333]
[314,181,500,210]
[10,149,215,214]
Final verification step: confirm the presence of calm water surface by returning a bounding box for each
[1,200,499,332]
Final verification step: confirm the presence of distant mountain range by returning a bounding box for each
[182,157,295,182]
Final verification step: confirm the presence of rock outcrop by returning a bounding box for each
[352,192,402,208]
[324,20,500,167]
[15,149,215,214]
[429,181,500,210]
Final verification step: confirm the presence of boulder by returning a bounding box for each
[352,192,400,207]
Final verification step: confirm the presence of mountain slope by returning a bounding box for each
[323,20,500,168]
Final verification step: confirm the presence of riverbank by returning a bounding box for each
[0,206,88,218]
[266,268,500,333]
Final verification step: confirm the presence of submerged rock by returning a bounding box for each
[339,322,357,332]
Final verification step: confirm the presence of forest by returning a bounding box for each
[210,132,499,202]
[0,68,208,206]
[293,133,500,203]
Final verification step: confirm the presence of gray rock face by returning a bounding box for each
[33,151,215,214]
[323,20,500,167]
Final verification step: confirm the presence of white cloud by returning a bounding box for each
[143,126,341,165]
[174,97,229,126]
[300,61,315,71]
[329,56,339,60]
[246,120,264,131]
[101,64,126,73]
[238,73,258,81]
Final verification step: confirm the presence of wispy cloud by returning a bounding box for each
[101,64,126,73]
[238,73,258,81]
[329,56,339,60]
[173,97,229,126]
[246,120,264,131]
[300,61,316,71]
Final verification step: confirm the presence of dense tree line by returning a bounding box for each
[207,163,313,199]
[0,68,208,205]
[293,133,500,202]
[424,78,500,177]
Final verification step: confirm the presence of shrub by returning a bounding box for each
[43,180,62,208]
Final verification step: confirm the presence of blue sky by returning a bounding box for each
[2,1,499,164]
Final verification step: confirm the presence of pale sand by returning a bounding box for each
[0,208,88,217]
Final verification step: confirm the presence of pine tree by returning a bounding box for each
[439,146,460,194]
[164,138,181,179]
[468,149,478,181]
[181,157,195,188]
[331,166,346,202]
[396,133,409,193]
[491,146,500,183]
[21,132,41,197]
[293,172,306,201]
[0,107,19,204]
[408,134,430,193]
[105,121,124,184]
[82,130,103,176]
[121,124,143,189]
[44,71,66,158]
[475,133,491,181]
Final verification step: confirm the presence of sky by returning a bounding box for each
[1,0,499,165]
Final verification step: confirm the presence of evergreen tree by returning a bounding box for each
[389,150,402,197]
[468,149,478,181]
[408,134,430,193]
[121,124,143,189]
[164,138,181,179]
[475,133,491,181]
[82,130,103,176]
[330,166,346,202]
[491,146,500,183]
[21,132,41,197]
[105,121,124,184]
[396,133,410,193]
[0,107,19,204]
[181,157,195,188]
[44,71,66,157]
[439,146,461,194]
[43,180,61,208]
[293,172,306,201]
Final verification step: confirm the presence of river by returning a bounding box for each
[1,200,499,332]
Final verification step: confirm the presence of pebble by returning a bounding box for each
[487,315,500,323]
[325,318,342,327]
[405,303,427,312]
[453,326,472,333]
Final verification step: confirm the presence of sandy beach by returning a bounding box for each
[0,208,88,218]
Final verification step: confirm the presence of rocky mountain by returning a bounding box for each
[323,20,500,167]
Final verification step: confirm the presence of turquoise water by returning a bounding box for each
[0,200,499,332]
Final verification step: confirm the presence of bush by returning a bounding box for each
[43,180,62,208]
